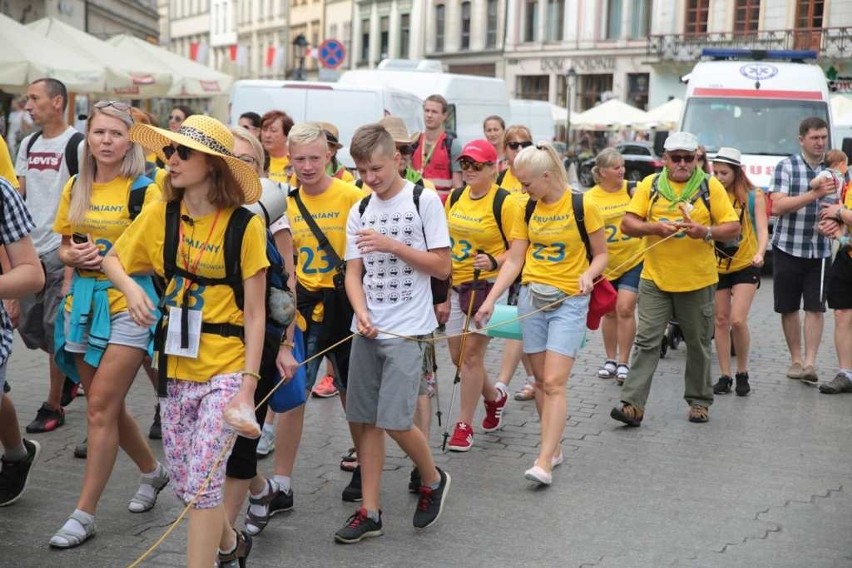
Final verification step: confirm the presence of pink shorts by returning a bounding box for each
[160,373,241,509]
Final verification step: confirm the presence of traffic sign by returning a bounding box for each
[318,39,346,70]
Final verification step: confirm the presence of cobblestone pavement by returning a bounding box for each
[0,275,850,567]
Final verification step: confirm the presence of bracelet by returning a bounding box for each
[836,206,847,223]
[704,226,713,242]
[280,341,294,349]
[241,370,261,381]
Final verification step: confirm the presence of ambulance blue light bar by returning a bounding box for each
[701,48,818,62]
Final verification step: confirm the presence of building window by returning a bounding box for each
[400,14,410,58]
[629,0,651,38]
[380,16,390,59]
[435,5,445,52]
[794,0,823,50]
[578,74,613,111]
[546,0,564,42]
[486,0,498,47]
[461,2,471,49]
[734,0,760,33]
[523,0,538,42]
[516,75,549,101]
[627,73,649,109]
[329,23,338,40]
[607,0,622,39]
[685,0,709,35]
[311,20,320,50]
[361,18,370,62]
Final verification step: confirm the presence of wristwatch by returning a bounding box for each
[704,226,713,242]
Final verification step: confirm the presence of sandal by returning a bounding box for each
[513,383,536,401]
[244,479,278,536]
[688,405,710,423]
[128,463,170,513]
[340,448,358,472]
[610,403,644,427]
[218,529,252,568]
[49,511,96,549]
[597,360,617,379]
[616,364,629,384]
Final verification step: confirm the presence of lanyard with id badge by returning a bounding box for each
[164,210,222,359]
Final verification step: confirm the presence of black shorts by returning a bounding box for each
[827,249,852,311]
[717,265,761,291]
[772,247,830,313]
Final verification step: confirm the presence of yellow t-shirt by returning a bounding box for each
[845,187,852,259]
[585,182,644,280]
[627,174,739,292]
[499,168,522,193]
[53,176,161,314]
[717,189,763,275]
[268,155,291,185]
[0,136,19,189]
[445,184,521,284]
[112,201,269,382]
[510,190,604,296]
[331,165,356,184]
[287,178,365,320]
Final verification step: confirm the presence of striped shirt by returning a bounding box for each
[768,154,833,259]
[0,177,36,366]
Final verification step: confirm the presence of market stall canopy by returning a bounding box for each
[571,99,650,130]
[27,18,173,98]
[107,34,233,98]
[0,13,106,92]
[550,104,581,124]
[640,98,683,130]
[831,94,852,127]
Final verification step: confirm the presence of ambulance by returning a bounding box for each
[679,49,833,190]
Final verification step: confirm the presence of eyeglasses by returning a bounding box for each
[168,114,184,122]
[669,154,696,164]
[507,140,533,150]
[237,153,258,165]
[162,144,193,161]
[397,144,414,156]
[696,154,706,161]
[459,160,493,172]
[93,100,131,112]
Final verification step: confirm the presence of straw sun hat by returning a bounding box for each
[378,116,419,146]
[129,115,261,204]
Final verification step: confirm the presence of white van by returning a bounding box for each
[339,62,511,145]
[229,80,424,168]
[509,99,556,143]
[680,49,833,190]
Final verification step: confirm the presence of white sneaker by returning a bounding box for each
[256,428,275,457]
[523,464,552,486]
[551,450,564,468]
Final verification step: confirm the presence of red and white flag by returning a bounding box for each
[190,41,209,64]
[229,44,248,68]
[266,45,285,69]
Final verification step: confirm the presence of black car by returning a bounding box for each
[577,142,664,188]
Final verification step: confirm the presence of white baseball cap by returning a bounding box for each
[663,131,699,153]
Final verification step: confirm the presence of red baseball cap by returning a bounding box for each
[458,139,498,164]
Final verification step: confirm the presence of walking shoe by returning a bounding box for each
[481,387,508,432]
[408,467,421,494]
[311,375,339,398]
[713,375,733,395]
[245,479,279,536]
[551,450,564,468]
[597,360,617,379]
[524,464,552,486]
[616,364,629,384]
[447,422,473,452]
[513,382,535,401]
[60,378,79,407]
[413,468,451,529]
[801,365,819,384]
[334,508,383,544]
[217,529,252,568]
[49,510,96,549]
[786,362,804,380]
[128,463,170,513]
[25,402,65,433]
[256,427,275,458]
[0,439,41,507]
[819,373,852,394]
[342,466,362,502]
[688,404,710,423]
[267,487,294,516]
[148,404,162,440]
[73,437,87,459]
[610,403,644,427]
[735,372,751,396]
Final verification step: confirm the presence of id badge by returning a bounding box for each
[164,306,202,359]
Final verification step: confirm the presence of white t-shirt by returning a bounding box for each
[345,181,450,339]
[15,126,83,255]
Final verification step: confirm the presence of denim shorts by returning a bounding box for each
[64,310,151,354]
[517,285,589,358]
[611,262,643,293]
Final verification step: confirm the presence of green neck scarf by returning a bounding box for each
[403,166,423,184]
[656,167,707,210]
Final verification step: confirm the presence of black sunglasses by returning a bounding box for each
[669,154,696,164]
[397,144,414,156]
[459,159,492,172]
[162,144,193,160]
[168,114,184,122]
[507,140,533,150]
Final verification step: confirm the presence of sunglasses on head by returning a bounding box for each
[459,159,492,172]
[162,144,193,160]
[94,100,131,112]
[669,154,696,164]
[507,140,533,150]
[237,153,258,165]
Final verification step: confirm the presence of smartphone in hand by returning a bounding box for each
[72,233,88,244]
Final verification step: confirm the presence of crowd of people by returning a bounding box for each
[0,76,850,567]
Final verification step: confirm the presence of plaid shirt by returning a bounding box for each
[0,177,36,367]
[768,154,833,259]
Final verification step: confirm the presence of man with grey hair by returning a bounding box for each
[611,131,740,426]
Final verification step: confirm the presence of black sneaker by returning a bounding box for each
[25,402,65,433]
[217,529,252,568]
[413,467,451,529]
[60,378,79,407]
[73,437,87,459]
[334,508,383,544]
[268,487,293,517]
[148,404,162,440]
[735,372,751,396]
[713,375,733,395]
[408,467,421,494]
[342,466,362,502]
[0,438,41,507]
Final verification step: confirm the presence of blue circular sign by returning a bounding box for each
[319,39,346,70]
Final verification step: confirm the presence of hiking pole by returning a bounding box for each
[430,341,443,428]
[441,260,482,452]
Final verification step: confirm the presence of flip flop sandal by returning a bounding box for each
[340,448,358,472]
[49,511,96,549]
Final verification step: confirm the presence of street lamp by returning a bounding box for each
[565,67,577,149]
[292,34,308,80]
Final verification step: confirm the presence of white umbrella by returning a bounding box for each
[641,98,683,130]
[0,13,105,92]
[107,34,234,98]
[571,99,650,130]
[550,104,581,124]
[27,18,173,98]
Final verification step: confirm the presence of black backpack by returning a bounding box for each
[26,130,85,177]
[447,185,511,250]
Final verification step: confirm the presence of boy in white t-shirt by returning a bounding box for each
[334,123,452,544]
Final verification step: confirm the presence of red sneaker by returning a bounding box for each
[311,375,339,398]
[447,422,473,452]
[481,387,508,432]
